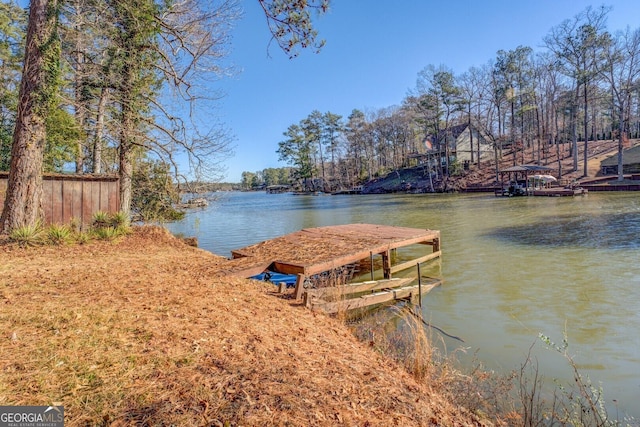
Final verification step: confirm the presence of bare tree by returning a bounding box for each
[535,53,570,177]
[258,0,328,58]
[2,0,330,230]
[545,5,611,176]
[458,66,484,165]
[599,26,640,180]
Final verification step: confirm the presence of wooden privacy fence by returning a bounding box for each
[0,172,120,227]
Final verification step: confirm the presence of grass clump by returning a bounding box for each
[93,226,124,241]
[74,231,92,245]
[91,211,111,229]
[46,224,73,245]
[3,212,130,246]
[91,211,131,241]
[8,224,44,246]
[109,211,130,228]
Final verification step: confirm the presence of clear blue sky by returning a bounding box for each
[214,0,640,182]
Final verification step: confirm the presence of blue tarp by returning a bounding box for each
[251,271,298,288]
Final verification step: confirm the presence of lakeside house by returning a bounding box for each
[435,123,494,164]
[409,123,493,172]
[600,145,640,175]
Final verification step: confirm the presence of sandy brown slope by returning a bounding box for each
[0,226,485,426]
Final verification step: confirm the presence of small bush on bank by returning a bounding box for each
[8,224,44,247]
[91,211,131,241]
[91,211,111,229]
[109,211,130,228]
[92,226,123,241]
[3,212,131,247]
[74,231,92,245]
[46,224,73,245]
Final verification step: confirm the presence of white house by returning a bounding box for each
[435,123,493,163]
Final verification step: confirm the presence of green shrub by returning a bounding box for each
[9,224,44,247]
[46,224,72,245]
[68,217,81,233]
[91,211,131,238]
[92,211,110,229]
[109,211,130,228]
[92,226,122,241]
[74,231,92,245]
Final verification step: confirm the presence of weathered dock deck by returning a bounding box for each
[223,223,442,307]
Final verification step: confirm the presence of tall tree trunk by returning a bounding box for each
[571,89,578,171]
[555,107,563,178]
[119,106,133,215]
[1,0,59,232]
[493,143,499,183]
[617,103,625,181]
[74,0,85,173]
[92,86,108,173]
[511,99,516,166]
[535,99,542,164]
[583,79,589,177]
[476,102,481,165]
[119,61,134,216]
[468,106,474,164]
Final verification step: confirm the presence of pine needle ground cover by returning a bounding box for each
[0,226,482,426]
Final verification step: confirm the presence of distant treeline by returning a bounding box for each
[243,6,640,190]
[180,182,243,193]
[240,168,293,190]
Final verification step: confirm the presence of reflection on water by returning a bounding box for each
[167,191,640,418]
[485,212,640,248]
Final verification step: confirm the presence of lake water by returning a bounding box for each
[166,190,640,419]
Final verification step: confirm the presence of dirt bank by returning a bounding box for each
[0,227,486,426]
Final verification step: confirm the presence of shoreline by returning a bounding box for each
[0,226,482,425]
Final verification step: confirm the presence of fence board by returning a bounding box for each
[108,181,119,213]
[61,180,73,224]
[82,181,94,225]
[44,179,61,224]
[0,173,120,227]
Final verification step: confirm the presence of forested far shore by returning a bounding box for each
[242,6,640,193]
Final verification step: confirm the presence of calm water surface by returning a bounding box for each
[167,191,640,418]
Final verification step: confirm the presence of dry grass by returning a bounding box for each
[0,226,487,426]
[350,305,518,426]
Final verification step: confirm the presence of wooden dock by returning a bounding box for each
[224,224,442,309]
[495,186,588,197]
[305,276,442,314]
[531,187,588,196]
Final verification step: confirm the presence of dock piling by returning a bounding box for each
[417,263,422,308]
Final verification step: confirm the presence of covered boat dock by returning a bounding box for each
[496,164,554,196]
[496,164,587,197]
[222,224,442,311]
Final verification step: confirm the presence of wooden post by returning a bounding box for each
[369,252,375,281]
[417,263,422,308]
[382,251,391,279]
[432,237,440,253]
[293,274,306,301]
[278,282,287,294]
